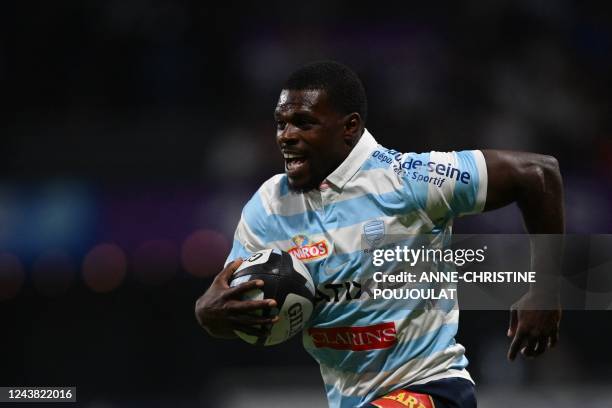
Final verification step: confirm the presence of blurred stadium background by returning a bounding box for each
[1,1,611,406]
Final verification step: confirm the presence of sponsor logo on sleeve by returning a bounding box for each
[371,148,473,187]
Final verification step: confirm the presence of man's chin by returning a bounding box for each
[287,175,319,193]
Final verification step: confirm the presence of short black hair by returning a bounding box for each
[282,61,368,124]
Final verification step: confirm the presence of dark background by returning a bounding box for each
[1,1,611,407]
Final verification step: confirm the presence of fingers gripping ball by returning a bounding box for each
[229,249,315,346]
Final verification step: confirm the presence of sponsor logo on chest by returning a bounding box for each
[287,234,330,262]
[308,322,397,351]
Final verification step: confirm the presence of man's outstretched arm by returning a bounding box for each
[482,149,564,361]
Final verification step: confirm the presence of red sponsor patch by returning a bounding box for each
[288,239,329,261]
[308,322,397,351]
[370,389,435,408]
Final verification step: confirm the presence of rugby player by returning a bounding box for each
[195,61,564,407]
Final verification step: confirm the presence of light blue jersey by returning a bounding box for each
[226,130,488,407]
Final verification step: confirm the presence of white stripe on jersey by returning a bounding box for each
[320,345,471,399]
[263,166,407,217]
[266,214,433,257]
[234,214,265,250]
[425,151,458,224]
[473,149,488,214]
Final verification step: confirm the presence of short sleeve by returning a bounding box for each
[224,192,269,267]
[400,150,488,225]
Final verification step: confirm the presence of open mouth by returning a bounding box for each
[286,157,306,171]
[283,153,308,175]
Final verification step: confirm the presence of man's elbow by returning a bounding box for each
[538,154,561,186]
[523,154,562,195]
[540,155,560,176]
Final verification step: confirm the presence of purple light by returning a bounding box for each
[181,229,230,278]
[82,243,127,293]
[133,239,179,285]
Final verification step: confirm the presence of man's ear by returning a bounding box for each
[343,113,362,146]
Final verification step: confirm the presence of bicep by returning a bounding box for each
[482,150,522,211]
[482,149,560,212]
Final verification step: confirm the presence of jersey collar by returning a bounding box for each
[325,128,378,190]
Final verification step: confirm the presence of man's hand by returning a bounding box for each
[195,258,279,339]
[507,291,561,361]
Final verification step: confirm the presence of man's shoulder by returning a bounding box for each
[241,173,290,218]
[367,145,433,161]
[257,173,289,199]
[359,144,431,177]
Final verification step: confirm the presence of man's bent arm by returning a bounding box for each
[483,149,564,234]
[482,149,564,360]
[195,259,279,339]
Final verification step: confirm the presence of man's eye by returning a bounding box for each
[294,120,312,130]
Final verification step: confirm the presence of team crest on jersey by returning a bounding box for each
[363,220,385,247]
[288,234,330,262]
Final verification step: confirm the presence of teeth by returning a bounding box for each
[283,153,303,159]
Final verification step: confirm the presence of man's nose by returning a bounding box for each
[277,126,299,146]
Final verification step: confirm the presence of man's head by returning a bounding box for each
[274,61,368,192]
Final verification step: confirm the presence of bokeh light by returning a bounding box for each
[0,252,25,301]
[181,229,230,278]
[133,239,179,285]
[31,250,76,297]
[82,243,127,293]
